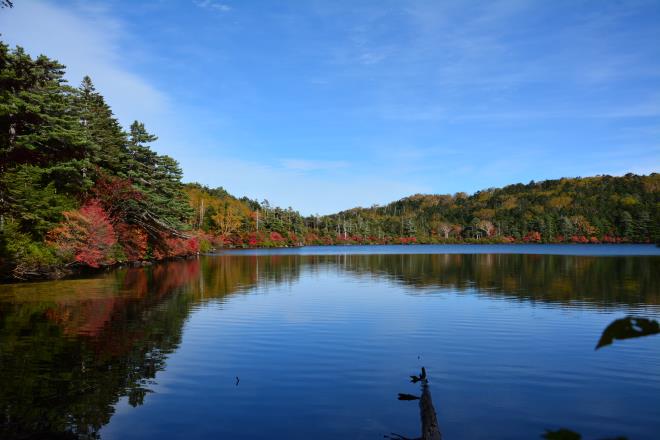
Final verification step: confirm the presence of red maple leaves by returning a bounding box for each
[48,199,118,268]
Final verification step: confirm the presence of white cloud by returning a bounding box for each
[193,0,231,12]
[0,0,169,128]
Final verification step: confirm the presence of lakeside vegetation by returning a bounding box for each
[1,42,658,280]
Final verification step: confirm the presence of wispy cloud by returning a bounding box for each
[0,0,169,127]
[193,0,231,12]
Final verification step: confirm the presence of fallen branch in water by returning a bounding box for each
[389,367,442,440]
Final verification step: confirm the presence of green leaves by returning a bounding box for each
[0,43,193,277]
[595,316,660,350]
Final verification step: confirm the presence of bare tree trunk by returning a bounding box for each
[199,199,204,229]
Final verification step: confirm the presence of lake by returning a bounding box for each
[1,244,659,439]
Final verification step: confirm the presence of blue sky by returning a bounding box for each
[1,0,659,214]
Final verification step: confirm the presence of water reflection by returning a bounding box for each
[0,252,658,438]
[330,253,659,306]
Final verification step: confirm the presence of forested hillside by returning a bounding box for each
[1,42,658,280]
[322,174,659,244]
[187,174,659,247]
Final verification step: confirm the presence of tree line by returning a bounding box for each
[186,174,658,248]
[1,41,658,280]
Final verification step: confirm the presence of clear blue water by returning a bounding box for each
[1,245,659,439]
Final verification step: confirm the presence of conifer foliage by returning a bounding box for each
[0,42,197,279]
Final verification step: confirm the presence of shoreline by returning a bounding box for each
[3,243,658,284]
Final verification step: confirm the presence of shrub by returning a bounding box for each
[1,220,63,279]
[47,199,118,268]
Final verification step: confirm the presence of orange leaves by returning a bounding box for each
[47,199,118,268]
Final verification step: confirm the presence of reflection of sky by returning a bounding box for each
[102,261,660,440]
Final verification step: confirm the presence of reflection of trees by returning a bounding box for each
[330,254,659,307]
[0,262,202,439]
[0,253,657,438]
[0,255,303,439]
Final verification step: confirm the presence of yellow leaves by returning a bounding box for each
[642,174,660,193]
[501,196,517,210]
[213,202,243,235]
[570,215,597,235]
[476,190,493,203]
[529,204,545,215]
[473,208,496,220]
[547,195,572,209]
[620,195,639,206]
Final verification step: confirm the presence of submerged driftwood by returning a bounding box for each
[388,367,442,440]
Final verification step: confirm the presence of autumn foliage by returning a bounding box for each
[47,183,200,269]
[115,223,148,261]
[153,235,199,260]
[48,199,118,268]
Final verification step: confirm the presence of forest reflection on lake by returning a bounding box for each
[1,246,659,439]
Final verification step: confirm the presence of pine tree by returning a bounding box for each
[123,121,192,238]
[0,44,87,235]
[74,76,127,174]
[620,211,635,241]
[636,211,651,242]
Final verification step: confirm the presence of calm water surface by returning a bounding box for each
[1,245,659,439]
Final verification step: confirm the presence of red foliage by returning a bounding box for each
[153,235,199,260]
[241,231,265,247]
[602,235,622,243]
[570,235,589,243]
[270,231,284,242]
[321,235,334,245]
[287,232,299,245]
[48,199,118,268]
[304,232,320,245]
[115,223,148,260]
[523,231,542,243]
[91,173,143,223]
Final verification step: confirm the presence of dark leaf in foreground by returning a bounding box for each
[542,428,581,440]
[595,316,660,350]
[409,366,427,383]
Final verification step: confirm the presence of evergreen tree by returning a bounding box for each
[123,121,192,236]
[0,44,87,234]
[636,211,651,242]
[74,76,127,174]
[619,211,635,241]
